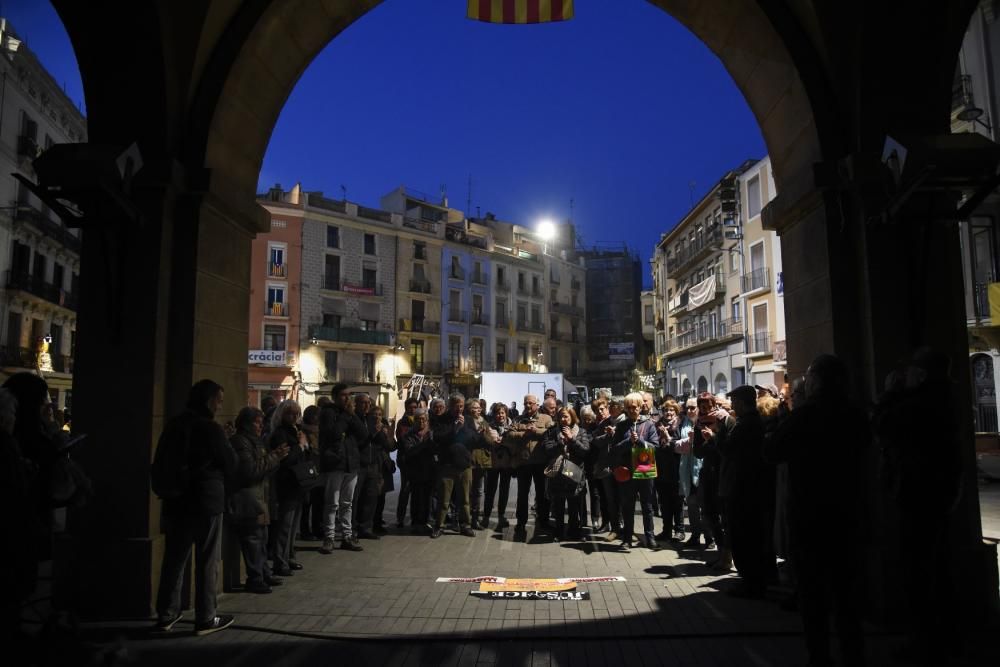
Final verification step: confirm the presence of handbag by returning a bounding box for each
[613,465,632,483]
[290,459,322,488]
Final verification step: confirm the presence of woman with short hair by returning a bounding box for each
[483,402,514,529]
[542,406,590,540]
[613,393,661,551]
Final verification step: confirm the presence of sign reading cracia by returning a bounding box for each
[248,350,287,365]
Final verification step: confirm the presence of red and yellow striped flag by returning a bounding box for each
[467,0,575,24]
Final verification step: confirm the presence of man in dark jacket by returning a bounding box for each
[509,394,554,538]
[318,383,367,553]
[351,393,382,540]
[431,394,475,538]
[719,385,771,598]
[153,379,238,636]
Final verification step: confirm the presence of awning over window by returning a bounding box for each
[322,298,346,316]
[358,301,381,321]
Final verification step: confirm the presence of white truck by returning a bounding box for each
[479,372,579,409]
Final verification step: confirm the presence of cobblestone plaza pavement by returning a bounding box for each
[61,481,992,667]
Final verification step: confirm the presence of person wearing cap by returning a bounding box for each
[719,385,771,599]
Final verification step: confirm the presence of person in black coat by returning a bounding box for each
[764,355,867,667]
[268,399,311,576]
[401,409,435,533]
[318,383,367,552]
[430,394,475,538]
[542,407,590,540]
[153,379,238,635]
[719,385,772,598]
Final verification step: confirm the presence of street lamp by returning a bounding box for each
[537,219,556,255]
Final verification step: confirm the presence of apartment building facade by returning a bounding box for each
[739,157,785,388]
[252,188,304,407]
[653,167,748,399]
[0,19,86,409]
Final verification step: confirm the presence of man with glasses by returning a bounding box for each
[507,394,553,538]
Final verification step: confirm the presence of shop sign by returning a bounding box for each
[609,342,634,359]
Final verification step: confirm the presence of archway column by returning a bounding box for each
[768,176,994,620]
[54,160,261,619]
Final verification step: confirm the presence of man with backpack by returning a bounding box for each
[151,379,238,636]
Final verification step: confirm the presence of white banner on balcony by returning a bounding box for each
[687,275,717,310]
[249,350,287,366]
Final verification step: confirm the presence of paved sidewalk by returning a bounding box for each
[49,481,1000,666]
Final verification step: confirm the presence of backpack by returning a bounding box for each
[151,415,194,500]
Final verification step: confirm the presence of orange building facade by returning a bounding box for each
[248,197,304,408]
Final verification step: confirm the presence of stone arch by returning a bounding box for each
[714,372,729,394]
[681,377,692,398]
[696,376,709,394]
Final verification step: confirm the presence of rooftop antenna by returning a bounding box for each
[688,181,697,207]
[340,185,347,201]
[569,197,574,223]
[466,174,472,217]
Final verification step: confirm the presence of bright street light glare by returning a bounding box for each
[537,220,556,240]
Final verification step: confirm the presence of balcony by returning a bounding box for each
[267,262,287,278]
[341,282,384,296]
[665,318,742,357]
[12,204,82,253]
[496,279,511,292]
[470,311,490,326]
[667,291,689,315]
[665,226,724,275]
[549,330,573,342]
[516,284,531,297]
[974,282,990,320]
[449,265,466,281]
[322,275,340,291]
[495,314,509,330]
[6,271,78,311]
[410,360,443,375]
[408,278,432,294]
[747,331,773,356]
[324,367,375,384]
[51,354,74,373]
[531,286,544,298]
[403,217,439,234]
[471,272,488,286]
[688,274,727,313]
[518,320,545,333]
[741,268,770,295]
[571,277,582,291]
[550,271,561,285]
[310,326,392,346]
[266,302,288,317]
[552,302,584,317]
[413,245,429,260]
[447,309,468,323]
[398,318,440,334]
[0,345,38,369]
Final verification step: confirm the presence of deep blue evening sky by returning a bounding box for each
[5,1,765,285]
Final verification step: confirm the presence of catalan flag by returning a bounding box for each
[467,0,575,24]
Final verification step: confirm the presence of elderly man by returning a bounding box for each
[541,396,558,417]
[508,394,554,538]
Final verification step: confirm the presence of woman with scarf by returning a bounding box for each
[268,400,311,576]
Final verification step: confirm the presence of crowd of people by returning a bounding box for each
[149,350,965,665]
